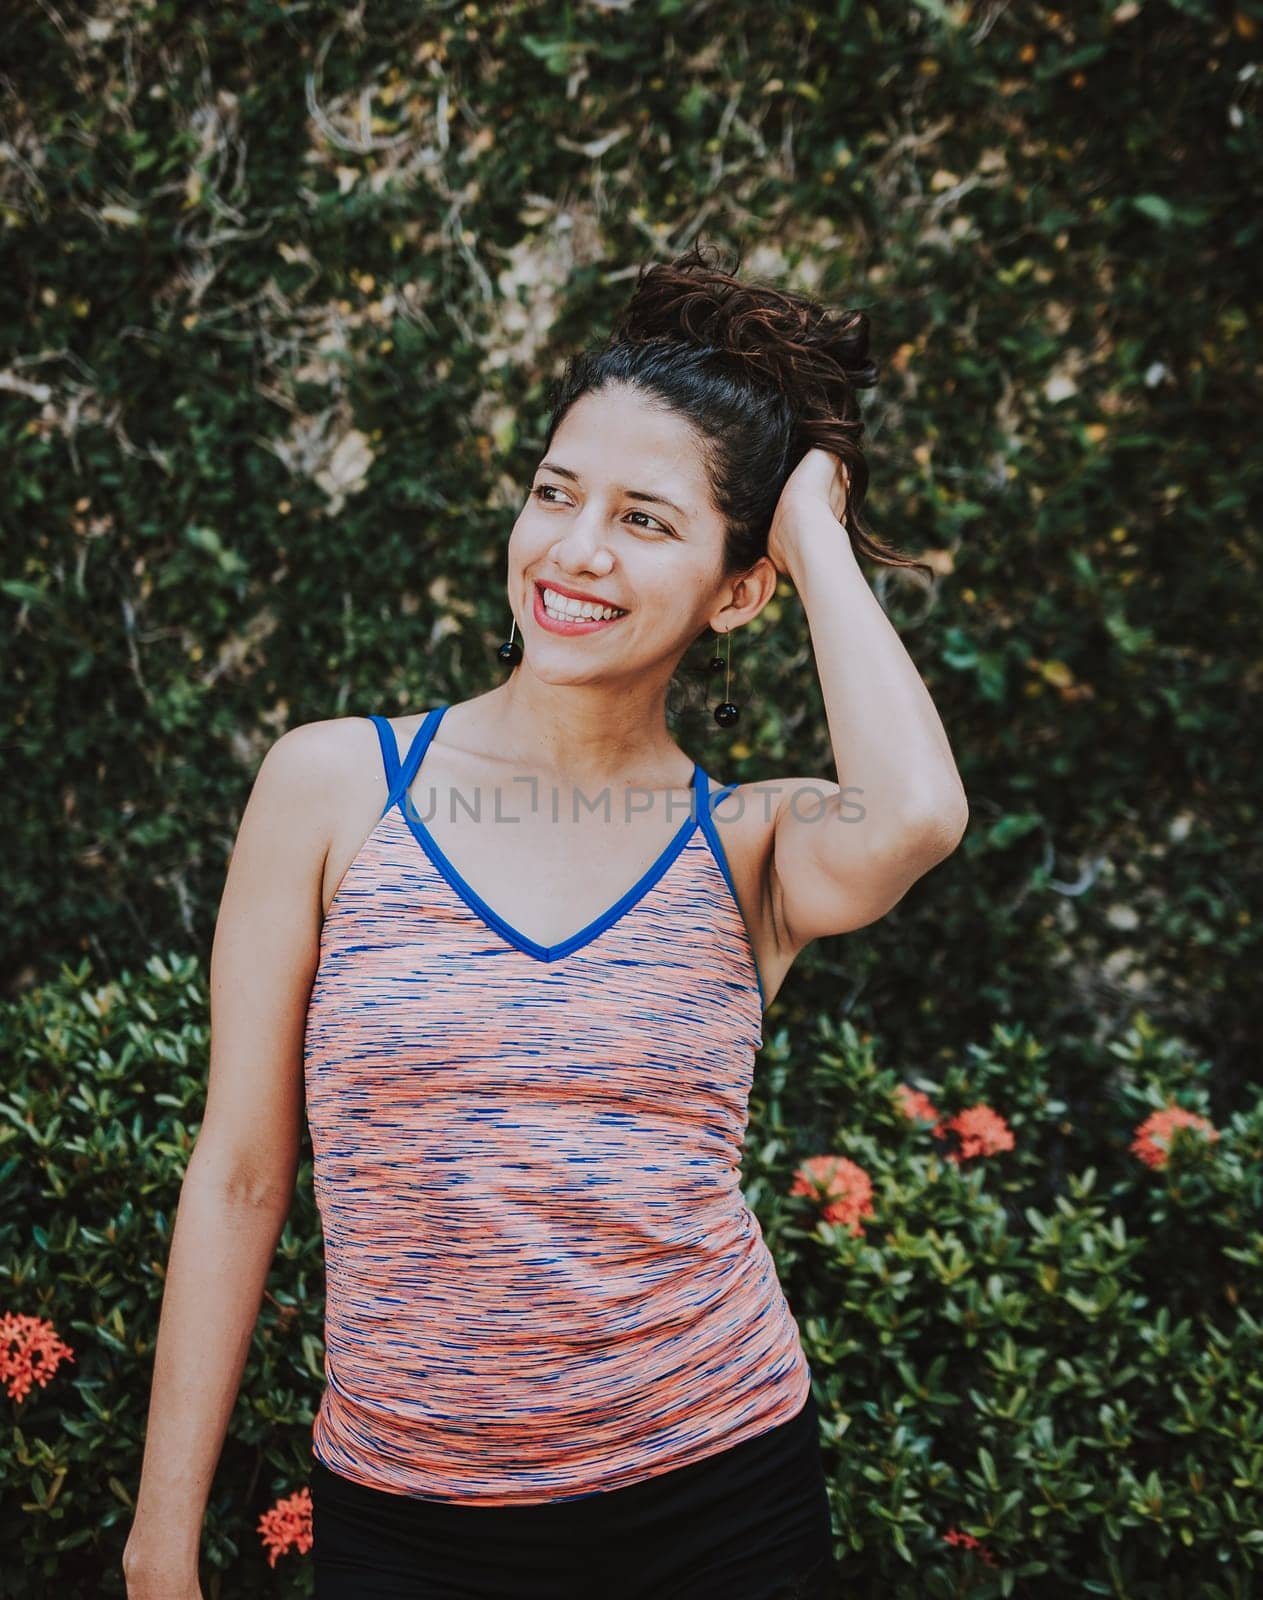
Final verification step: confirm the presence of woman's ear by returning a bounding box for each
[708,556,779,633]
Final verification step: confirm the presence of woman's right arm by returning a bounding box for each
[122,723,338,1598]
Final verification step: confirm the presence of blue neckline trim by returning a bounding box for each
[368,706,767,1006]
[379,705,706,964]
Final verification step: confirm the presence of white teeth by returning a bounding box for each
[541,586,627,622]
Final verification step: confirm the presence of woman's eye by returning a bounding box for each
[625,509,669,534]
[532,485,671,536]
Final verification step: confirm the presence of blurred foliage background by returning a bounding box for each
[2,0,1260,1595]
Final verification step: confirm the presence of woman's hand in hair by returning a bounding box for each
[766,448,851,576]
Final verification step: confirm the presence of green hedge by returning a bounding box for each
[3,1,1259,1097]
[3,957,1260,1595]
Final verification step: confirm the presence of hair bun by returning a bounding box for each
[609,239,878,401]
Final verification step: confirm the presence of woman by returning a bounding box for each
[124,242,968,1599]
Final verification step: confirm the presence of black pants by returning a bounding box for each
[310,1387,839,1599]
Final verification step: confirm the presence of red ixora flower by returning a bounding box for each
[789,1154,876,1236]
[895,1083,942,1127]
[0,1312,76,1403]
[943,1525,998,1566]
[1130,1104,1220,1170]
[896,1084,1015,1167]
[258,1484,313,1568]
[940,1104,1016,1165]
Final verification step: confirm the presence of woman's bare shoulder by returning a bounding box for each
[263,715,383,805]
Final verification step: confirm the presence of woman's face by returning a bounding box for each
[506,383,752,686]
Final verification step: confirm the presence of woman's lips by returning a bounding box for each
[532,582,629,635]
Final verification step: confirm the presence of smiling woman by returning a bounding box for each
[131,237,965,1600]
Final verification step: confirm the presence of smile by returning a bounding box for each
[534,583,629,632]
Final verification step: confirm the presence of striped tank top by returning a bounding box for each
[303,704,812,1504]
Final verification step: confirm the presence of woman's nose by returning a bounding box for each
[552,515,615,573]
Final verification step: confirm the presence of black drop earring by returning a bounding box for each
[497,615,522,666]
[711,627,739,728]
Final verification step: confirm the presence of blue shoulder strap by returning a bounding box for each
[704,777,740,814]
[369,706,448,820]
[695,774,767,1009]
[367,715,402,808]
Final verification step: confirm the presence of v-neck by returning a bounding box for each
[381,705,707,963]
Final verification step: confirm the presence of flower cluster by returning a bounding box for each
[0,1312,75,1403]
[257,1483,313,1568]
[1129,1104,1220,1170]
[789,1085,1019,1240]
[894,1083,939,1125]
[788,1153,876,1237]
[942,1104,1016,1164]
[894,1083,1015,1166]
[943,1525,998,1566]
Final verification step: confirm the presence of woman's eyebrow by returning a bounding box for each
[538,459,690,520]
